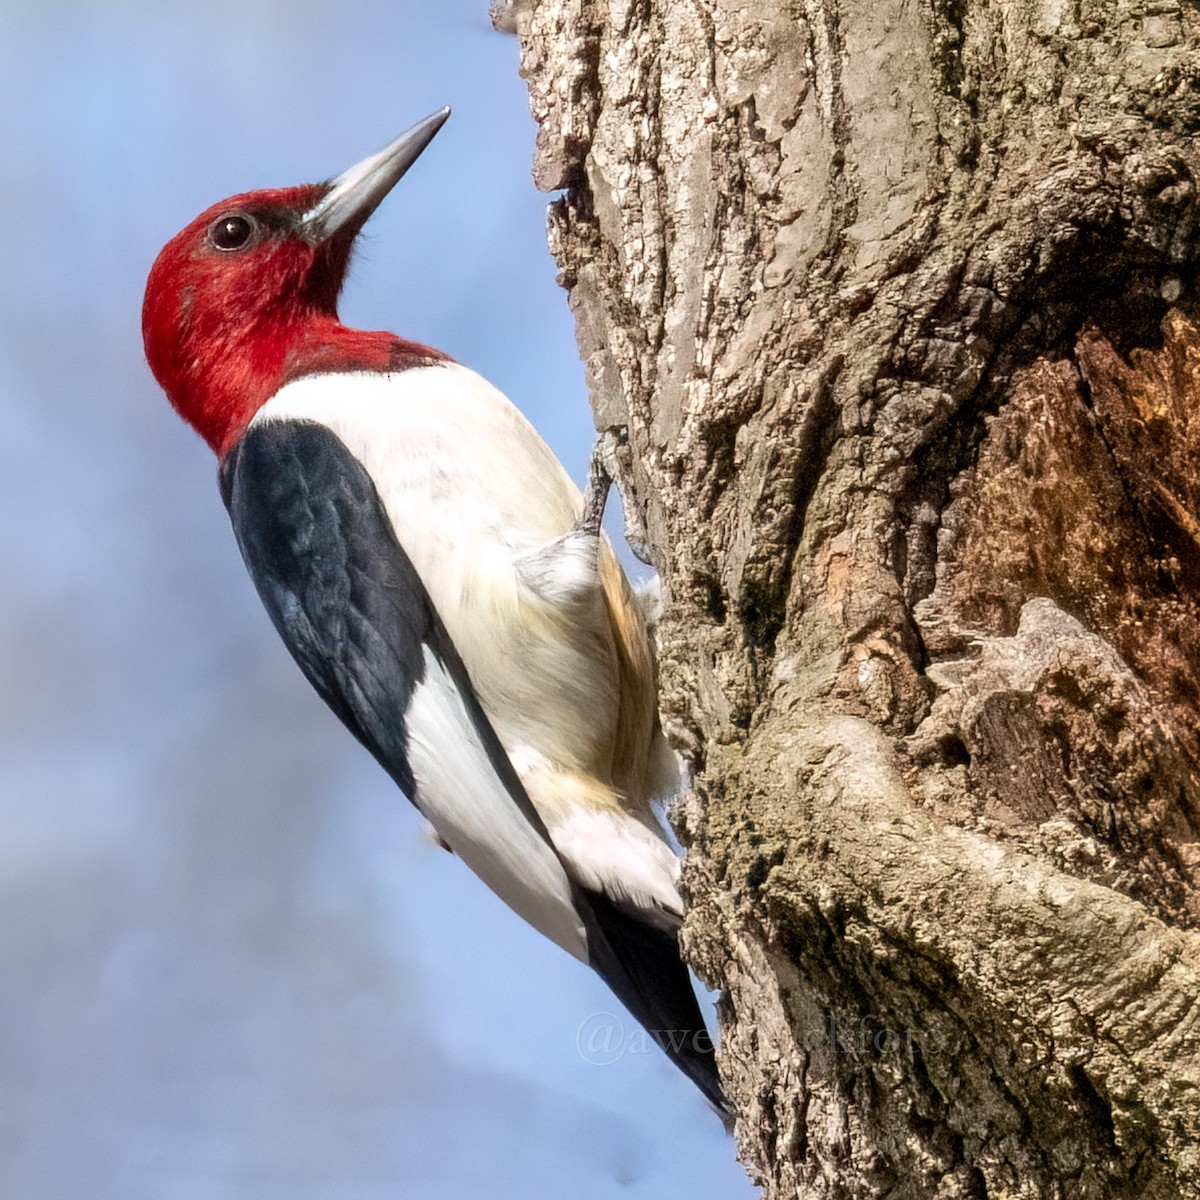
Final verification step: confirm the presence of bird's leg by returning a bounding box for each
[578,426,654,564]
[577,428,620,536]
[516,428,654,604]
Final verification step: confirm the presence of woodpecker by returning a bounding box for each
[142,110,726,1113]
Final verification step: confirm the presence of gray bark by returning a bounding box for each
[501,0,1200,1195]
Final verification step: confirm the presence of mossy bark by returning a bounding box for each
[501,0,1200,1194]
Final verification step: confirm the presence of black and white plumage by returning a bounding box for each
[142,110,726,1113]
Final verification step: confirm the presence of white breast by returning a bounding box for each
[254,364,619,776]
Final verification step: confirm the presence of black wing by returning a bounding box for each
[222,418,433,794]
[220,418,587,957]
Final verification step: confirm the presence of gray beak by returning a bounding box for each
[302,108,451,241]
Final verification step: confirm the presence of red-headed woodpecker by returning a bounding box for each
[142,110,726,1113]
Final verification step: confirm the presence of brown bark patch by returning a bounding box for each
[911,317,1200,928]
[1080,309,1200,727]
[922,319,1200,766]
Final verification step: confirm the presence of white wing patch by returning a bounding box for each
[405,646,588,962]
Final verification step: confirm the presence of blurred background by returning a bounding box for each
[0,3,754,1197]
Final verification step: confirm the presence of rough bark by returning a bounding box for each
[501,0,1200,1195]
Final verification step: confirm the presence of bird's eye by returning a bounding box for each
[209,214,257,252]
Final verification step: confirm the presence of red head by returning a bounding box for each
[143,110,451,457]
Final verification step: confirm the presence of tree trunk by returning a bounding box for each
[501,0,1200,1194]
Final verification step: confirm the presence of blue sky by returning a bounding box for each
[0,3,753,1196]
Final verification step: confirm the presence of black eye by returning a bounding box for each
[209,214,256,251]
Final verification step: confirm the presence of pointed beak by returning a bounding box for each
[301,107,451,242]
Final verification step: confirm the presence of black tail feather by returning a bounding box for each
[580,888,729,1117]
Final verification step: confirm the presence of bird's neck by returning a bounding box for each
[171,313,451,458]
